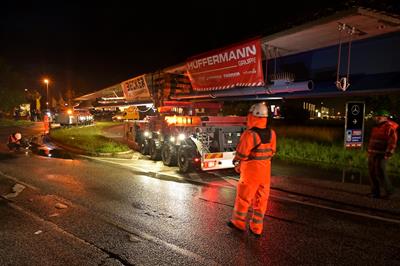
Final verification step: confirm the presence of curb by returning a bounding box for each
[97,149,134,157]
[45,136,88,155]
[46,136,134,158]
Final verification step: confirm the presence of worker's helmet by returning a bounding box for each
[375,109,390,117]
[249,102,269,117]
[14,133,22,140]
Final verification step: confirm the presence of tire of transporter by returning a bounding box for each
[161,143,177,166]
[149,139,161,160]
[177,147,192,173]
[139,140,149,155]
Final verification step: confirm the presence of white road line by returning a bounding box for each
[149,171,183,180]
[114,224,220,266]
[0,170,39,191]
[11,201,219,265]
[81,156,400,225]
[8,202,100,248]
[217,175,238,187]
[9,186,220,265]
[80,156,146,172]
[273,195,400,225]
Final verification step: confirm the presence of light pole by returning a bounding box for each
[43,79,49,107]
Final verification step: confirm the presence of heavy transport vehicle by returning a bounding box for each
[124,101,246,173]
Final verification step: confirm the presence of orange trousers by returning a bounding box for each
[43,115,50,134]
[231,165,271,234]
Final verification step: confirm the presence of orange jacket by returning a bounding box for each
[8,134,20,144]
[234,114,276,178]
[368,120,398,156]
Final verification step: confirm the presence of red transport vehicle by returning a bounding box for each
[124,101,246,173]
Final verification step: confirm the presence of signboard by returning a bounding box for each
[121,75,151,101]
[344,102,365,148]
[147,73,193,107]
[186,39,264,91]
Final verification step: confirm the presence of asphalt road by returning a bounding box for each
[0,123,399,265]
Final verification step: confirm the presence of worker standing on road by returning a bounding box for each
[43,113,50,135]
[228,102,276,236]
[367,110,398,198]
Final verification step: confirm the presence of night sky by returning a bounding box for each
[1,0,398,97]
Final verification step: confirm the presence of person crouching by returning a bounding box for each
[7,132,22,151]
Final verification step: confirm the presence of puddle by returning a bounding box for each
[32,147,73,159]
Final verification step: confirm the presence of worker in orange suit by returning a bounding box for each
[367,109,398,198]
[43,113,50,135]
[228,102,276,237]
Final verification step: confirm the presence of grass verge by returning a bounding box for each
[49,121,399,175]
[0,119,34,127]
[276,138,400,175]
[50,122,130,154]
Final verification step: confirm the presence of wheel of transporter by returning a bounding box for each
[149,139,161,161]
[139,140,149,155]
[177,147,192,173]
[161,143,177,166]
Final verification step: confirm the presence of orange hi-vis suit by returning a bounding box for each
[230,114,276,235]
[43,114,50,134]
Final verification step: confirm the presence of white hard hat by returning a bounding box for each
[249,102,268,117]
[14,133,22,140]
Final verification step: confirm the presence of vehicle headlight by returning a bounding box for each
[178,133,185,141]
[170,136,176,142]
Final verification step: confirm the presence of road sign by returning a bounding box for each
[344,102,365,148]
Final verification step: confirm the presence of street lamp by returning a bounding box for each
[43,79,49,106]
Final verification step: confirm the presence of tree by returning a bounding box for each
[281,103,310,124]
[0,58,26,113]
[365,95,400,116]
[65,87,76,107]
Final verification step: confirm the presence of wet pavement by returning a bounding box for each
[2,147,400,265]
[101,124,400,215]
[0,197,109,266]
[273,158,400,187]
[1,122,399,265]
[2,122,399,215]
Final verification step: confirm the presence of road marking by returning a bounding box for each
[106,218,220,266]
[0,170,39,191]
[3,183,26,199]
[144,232,219,265]
[193,174,400,225]
[215,174,238,187]
[80,156,400,225]
[8,202,103,247]
[6,184,220,265]
[7,202,131,265]
[273,195,400,225]
[80,155,145,172]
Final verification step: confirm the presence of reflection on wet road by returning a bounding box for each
[33,147,73,159]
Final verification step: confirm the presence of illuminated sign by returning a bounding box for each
[186,39,264,91]
[121,75,151,101]
[344,102,365,148]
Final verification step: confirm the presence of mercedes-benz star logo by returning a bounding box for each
[351,105,360,116]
